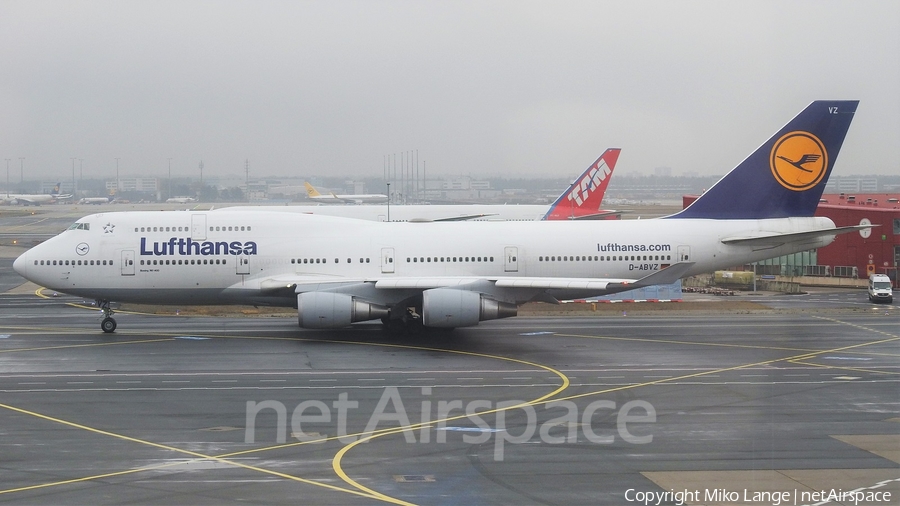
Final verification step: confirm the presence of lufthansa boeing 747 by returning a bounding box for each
[14,101,865,333]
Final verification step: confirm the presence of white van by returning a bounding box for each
[867,274,893,303]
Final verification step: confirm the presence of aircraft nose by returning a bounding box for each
[13,250,31,279]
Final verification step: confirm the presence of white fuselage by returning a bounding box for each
[13,210,837,307]
[1,193,56,205]
[220,204,551,222]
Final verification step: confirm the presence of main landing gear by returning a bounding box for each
[98,300,117,333]
[381,307,454,335]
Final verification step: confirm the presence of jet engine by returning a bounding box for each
[297,292,390,329]
[421,288,517,328]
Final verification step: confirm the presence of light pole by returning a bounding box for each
[19,157,24,184]
[114,157,120,196]
[5,159,9,198]
[386,182,390,222]
[198,160,204,201]
[79,159,83,194]
[71,158,76,195]
[167,158,172,199]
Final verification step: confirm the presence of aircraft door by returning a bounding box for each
[504,246,518,272]
[677,245,691,262]
[191,214,207,241]
[381,248,395,273]
[121,250,135,276]
[236,255,250,275]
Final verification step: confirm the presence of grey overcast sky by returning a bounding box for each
[1,0,898,181]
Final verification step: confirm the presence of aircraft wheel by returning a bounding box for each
[101,317,117,333]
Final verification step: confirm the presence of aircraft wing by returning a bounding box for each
[411,213,499,222]
[253,262,695,301]
[564,210,625,220]
[720,225,875,247]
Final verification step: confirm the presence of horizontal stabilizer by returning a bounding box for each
[605,262,695,292]
[720,225,875,246]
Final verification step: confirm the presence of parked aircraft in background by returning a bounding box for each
[1,183,71,206]
[304,182,388,204]
[166,197,197,204]
[79,197,113,205]
[231,149,622,222]
[14,101,864,335]
[543,148,621,220]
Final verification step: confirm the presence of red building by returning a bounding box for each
[815,194,899,280]
[682,193,900,282]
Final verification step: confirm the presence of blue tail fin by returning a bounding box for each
[668,100,857,219]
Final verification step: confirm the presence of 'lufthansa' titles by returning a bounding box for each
[140,237,258,256]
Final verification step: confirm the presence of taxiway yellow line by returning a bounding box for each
[0,333,569,505]
[0,402,383,501]
[326,341,571,504]
[0,338,176,354]
[787,359,900,376]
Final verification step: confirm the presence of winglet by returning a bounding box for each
[668,101,858,220]
[543,148,621,220]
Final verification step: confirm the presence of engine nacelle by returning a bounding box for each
[421,288,517,328]
[297,292,390,329]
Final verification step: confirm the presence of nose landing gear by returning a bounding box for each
[98,300,117,333]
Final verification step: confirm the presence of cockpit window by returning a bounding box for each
[67,222,90,231]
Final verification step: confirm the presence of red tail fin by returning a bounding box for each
[543,148,620,220]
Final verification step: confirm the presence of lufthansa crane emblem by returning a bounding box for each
[769,131,828,191]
